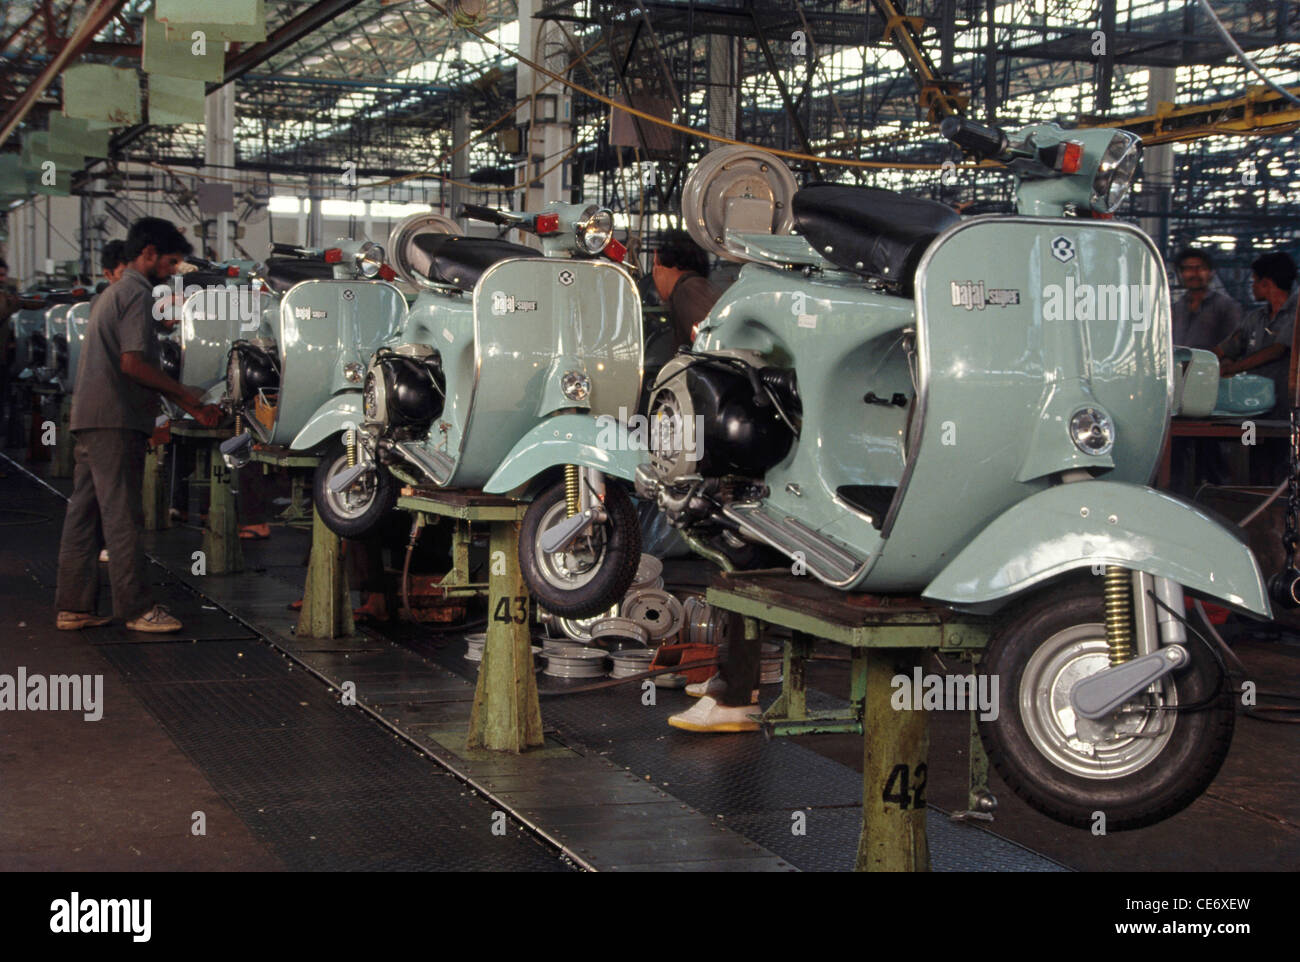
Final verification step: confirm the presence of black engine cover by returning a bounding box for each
[228,342,279,402]
[682,364,794,476]
[381,353,445,428]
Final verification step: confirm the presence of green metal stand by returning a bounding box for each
[142,440,170,531]
[173,424,242,574]
[296,505,354,639]
[395,488,540,753]
[49,394,74,478]
[705,573,992,873]
[857,647,929,871]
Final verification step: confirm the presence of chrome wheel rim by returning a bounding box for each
[322,452,379,520]
[1019,623,1177,780]
[533,497,607,591]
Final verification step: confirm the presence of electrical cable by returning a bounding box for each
[418,0,979,172]
[1197,0,1300,108]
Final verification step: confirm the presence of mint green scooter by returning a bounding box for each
[527,119,1272,830]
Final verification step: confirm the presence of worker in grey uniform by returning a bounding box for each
[55,217,222,633]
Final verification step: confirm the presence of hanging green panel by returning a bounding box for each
[162,0,267,42]
[48,114,111,159]
[0,154,29,196]
[62,64,142,125]
[143,9,225,83]
[149,75,207,125]
[22,133,84,172]
[157,0,261,27]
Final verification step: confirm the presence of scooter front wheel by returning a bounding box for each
[518,480,641,619]
[978,580,1234,831]
[312,438,396,539]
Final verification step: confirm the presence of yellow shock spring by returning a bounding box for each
[346,429,357,467]
[1103,565,1135,665]
[234,413,242,436]
[564,464,580,517]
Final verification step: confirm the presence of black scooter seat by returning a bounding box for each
[793,184,959,290]
[410,234,543,290]
[260,257,336,294]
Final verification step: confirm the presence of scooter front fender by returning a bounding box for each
[922,481,1271,617]
[483,414,647,494]
[290,393,365,452]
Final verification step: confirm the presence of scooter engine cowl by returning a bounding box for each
[649,359,794,482]
[226,340,279,405]
[368,350,445,430]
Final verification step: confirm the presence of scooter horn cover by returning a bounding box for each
[792,183,959,291]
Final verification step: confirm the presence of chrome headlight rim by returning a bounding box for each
[560,369,592,402]
[1090,131,1141,214]
[1069,406,1115,457]
[573,205,614,255]
[355,241,386,278]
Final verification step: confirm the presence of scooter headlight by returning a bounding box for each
[561,371,591,401]
[1069,407,1115,456]
[1090,131,1141,214]
[574,206,614,255]
[355,242,386,278]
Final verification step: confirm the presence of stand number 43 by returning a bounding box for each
[882,763,927,810]
[492,595,528,624]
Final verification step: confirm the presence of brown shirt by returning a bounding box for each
[668,273,721,348]
[71,268,162,435]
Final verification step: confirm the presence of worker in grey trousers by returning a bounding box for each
[54,217,221,633]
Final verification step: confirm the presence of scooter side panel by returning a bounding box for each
[870,217,1172,589]
[453,259,641,487]
[694,265,914,558]
[275,280,406,448]
[66,302,92,392]
[395,290,476,474]
[922,480,1270,617]
[181,287,268,390]
[291,394,366,452]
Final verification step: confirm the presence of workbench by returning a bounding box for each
[705,572,992,872]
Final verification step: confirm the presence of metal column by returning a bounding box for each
[205,84,236,261]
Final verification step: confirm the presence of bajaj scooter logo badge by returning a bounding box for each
[293,306,327,320]
[558,270,575,286]
[491,291,538,315]
[1051,235,1076,263]
[951,280,1020,310]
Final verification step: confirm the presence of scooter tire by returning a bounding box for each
[312,439,396,540]
[519,480,642,619]
[978,579,1234,831]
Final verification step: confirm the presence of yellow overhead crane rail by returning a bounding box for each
[1092,84,1300,146]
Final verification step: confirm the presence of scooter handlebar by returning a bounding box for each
[458,203,516,226]
[940,116,1008,159]
[269,242,312,257]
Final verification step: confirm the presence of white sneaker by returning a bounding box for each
[667,695,761,733]
[125,604,182,633]
[98,548,109,562]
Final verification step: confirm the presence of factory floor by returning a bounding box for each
[2,443,1297,872]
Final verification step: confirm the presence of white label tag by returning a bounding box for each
[797,314,817,329]
[442,327,454,343]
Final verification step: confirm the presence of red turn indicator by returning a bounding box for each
[535,212,560,234]
[603,238,627,263]
[323,248,344,263]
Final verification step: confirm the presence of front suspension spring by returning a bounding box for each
[564,464,580,517]
[346,429,357,467]
[1102,565,1135,665]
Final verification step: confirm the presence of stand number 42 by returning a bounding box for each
[882,763,927,810]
